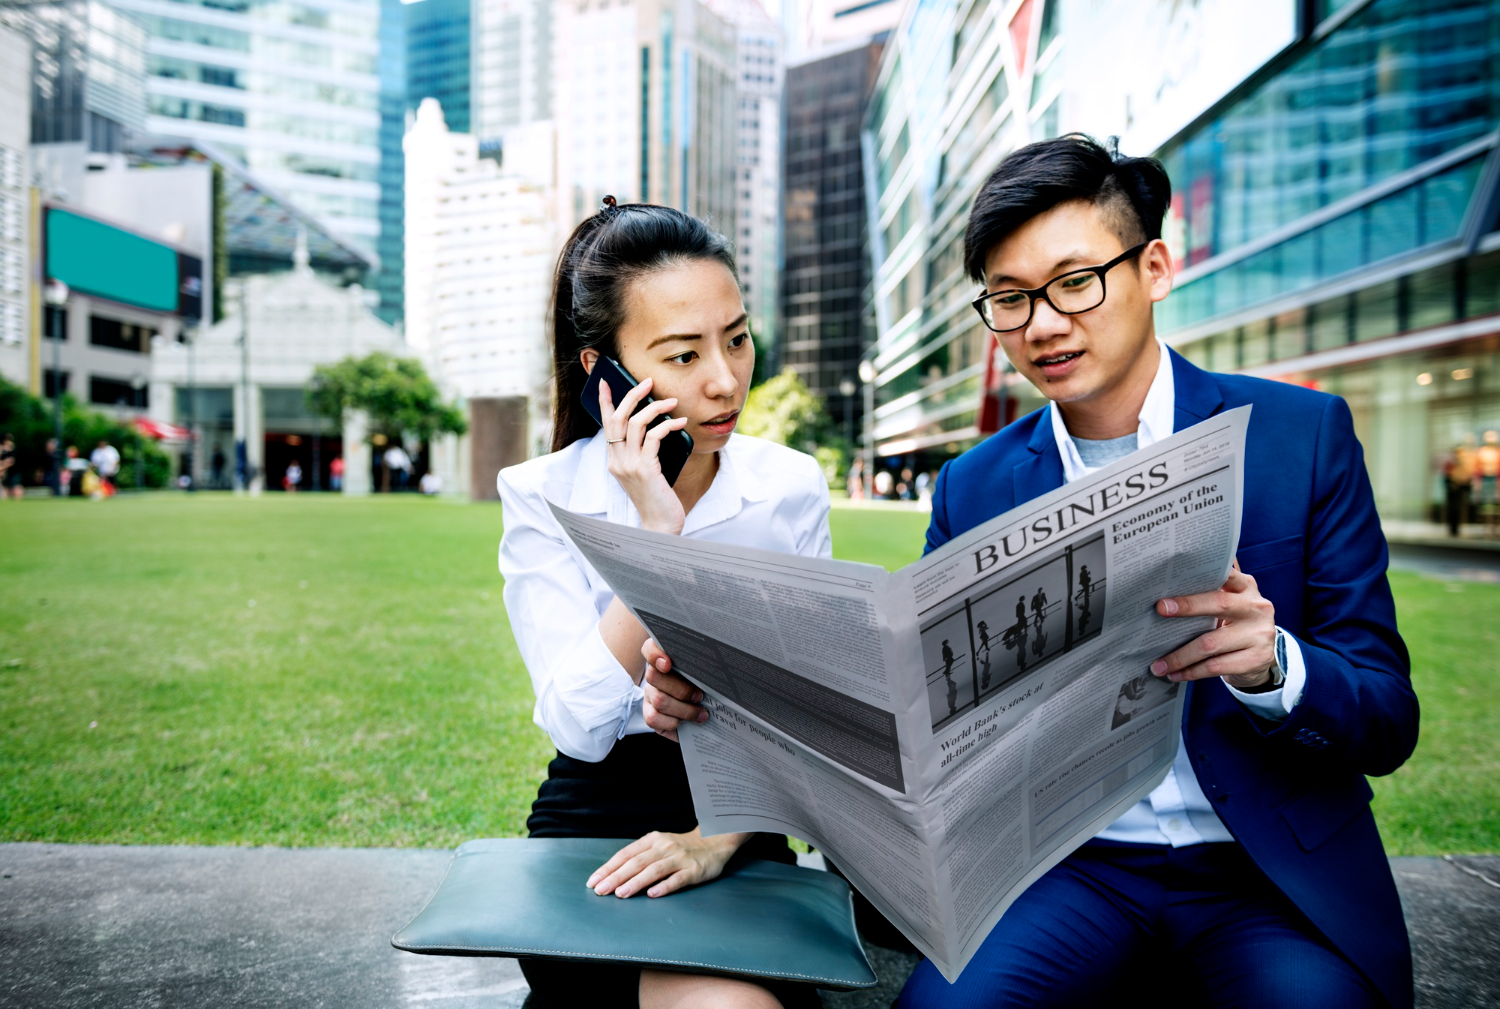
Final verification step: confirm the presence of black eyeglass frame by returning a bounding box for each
[971,242,1150,334]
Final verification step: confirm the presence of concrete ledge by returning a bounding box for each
[0,844,1495,1007]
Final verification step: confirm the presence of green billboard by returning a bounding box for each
[45,208,180,312]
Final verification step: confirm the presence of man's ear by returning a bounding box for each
[580,348,599,374]
[1143,239,1175,305]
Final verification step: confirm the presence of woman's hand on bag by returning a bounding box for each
[642,637,707,742]
[586,828,752,898]
[600,376,689,535]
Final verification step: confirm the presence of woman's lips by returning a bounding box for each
[700,411,740,436]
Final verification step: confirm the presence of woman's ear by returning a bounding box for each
[580,348,599,374]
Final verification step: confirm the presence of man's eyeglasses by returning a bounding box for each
[971,243,1148,334]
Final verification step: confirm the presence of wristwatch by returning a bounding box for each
[1240,628,1288,694]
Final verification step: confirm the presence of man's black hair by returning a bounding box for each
[963,134,1171,284]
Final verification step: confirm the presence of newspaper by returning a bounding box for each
[546,406,1249,981]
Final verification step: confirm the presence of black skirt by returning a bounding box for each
[520,732,820,1009]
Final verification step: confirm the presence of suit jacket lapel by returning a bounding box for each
[1170,347,1226,433]
[1014,408,1066,505]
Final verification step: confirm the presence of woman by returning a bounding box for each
[497,199,831,1009]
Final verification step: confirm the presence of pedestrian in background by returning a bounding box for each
[384,443,412,491]
[284,461,302,493]
[329,455,344,491]
[0,433,18,499]
[90,440,120,495]
[846,456,865,502]
[64,445,87,496]
[1478,430,1500,537]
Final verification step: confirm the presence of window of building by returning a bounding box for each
[90,376,147,409]
[1161,0,1500,266]
[1160,156,1486,334]
[89,316,156,354]
[43,370,69,398]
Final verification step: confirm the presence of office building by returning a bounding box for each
[1153,0,1500,529]
[472,0,553,141]
[0,21,28,389]
[151,233,405,493]
[375,0,473,325]
[792,0,900,56]
[0,0,148,154]
[863,0,1500,533]
[553,0,737,231]
[112,0,385,255]
[405,98,553,493]
[860,0,1062,465]
[704,0,783,357]
[781,37,882,436]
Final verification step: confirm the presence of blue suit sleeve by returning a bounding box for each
[924,460,954,556]
[1250,395,1418,777]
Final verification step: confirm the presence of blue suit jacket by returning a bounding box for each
[925,349,1417,1007]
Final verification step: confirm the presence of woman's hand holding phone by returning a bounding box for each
[586,826,753,899]
[600,376,690,535]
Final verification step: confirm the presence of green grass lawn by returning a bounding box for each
[0,494,1494,854]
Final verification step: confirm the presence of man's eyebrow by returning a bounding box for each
[989,252,1095,288]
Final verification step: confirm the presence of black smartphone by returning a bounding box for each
[581,355,695,487]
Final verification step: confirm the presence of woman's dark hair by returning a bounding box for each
[963,134,1171,284]
[549,198,737,452]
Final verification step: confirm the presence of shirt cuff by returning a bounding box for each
[552,623,644,732]
[1224,626,1307,721]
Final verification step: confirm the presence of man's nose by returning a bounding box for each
[1024,296,1071,343]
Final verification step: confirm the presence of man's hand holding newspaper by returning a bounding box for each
[546,407,1251,981]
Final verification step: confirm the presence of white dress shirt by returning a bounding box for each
[1048,341,1307,847]
[497,431,833,763]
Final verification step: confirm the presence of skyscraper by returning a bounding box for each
[1,0,147,152]
[115,0,384,255]
[704,0,783,360]
[781,38,882,435]
[375,0,472,324]
[554,0,737,232]
[472,0,552,141]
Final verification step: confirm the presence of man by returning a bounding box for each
[903,135,1415,1007]
[643,135,1416,1007]
[90,439,120,490]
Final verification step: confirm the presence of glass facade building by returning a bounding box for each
[116,0,385,254]
[861,0,1060,462]
[865,0,1500,532]
[375,0,471,324]
[1,0,148,152]
[781,38,884,434]
[1161,0,1500,527]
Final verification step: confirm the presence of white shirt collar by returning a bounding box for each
[1050,339,1175,482]
[564,430,770,531]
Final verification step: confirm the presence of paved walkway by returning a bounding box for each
[0,844,1495,1007]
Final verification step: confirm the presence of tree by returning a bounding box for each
[0,377,171,488]
[307,352,467,443]
[737,368,849,485]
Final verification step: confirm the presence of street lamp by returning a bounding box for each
[858,357,877,502]
[129,373,147,488]
[44,280,68,495]
[838,376,856,449]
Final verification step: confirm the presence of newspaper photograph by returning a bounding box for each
[545,405,1249,981]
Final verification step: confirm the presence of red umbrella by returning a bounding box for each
[133,417,194,443]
